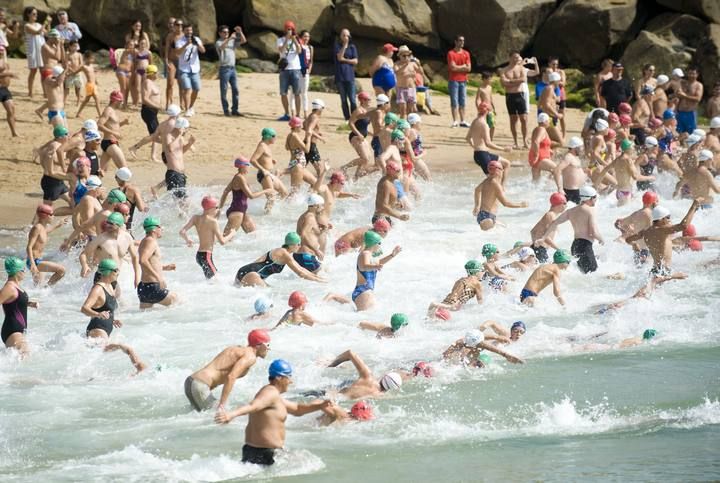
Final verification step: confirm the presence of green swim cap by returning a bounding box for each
[465,259,482,274]
[261,127,277,140]
[106,212,124,226]
[620,138,633,152]
[481,243,498,258]
[384,112,399,126]
[364,230,382,247]
[390,313,409,332]
[106,189,127,204]
[53,125,69,138]
[391,128,405,141]
[397,119,410,130]
[4,257,25,276]
[514,241,524,248]
[478,353,492,366]
[284,231,301,246]
[97,258,118,275]
[643,329,657,340]
[553,249,571,264]
[143,216,161,232]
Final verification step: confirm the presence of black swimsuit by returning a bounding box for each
[120,186,137,230]
[235,251,286,282]
[2,287,28,344]
[86,285,118,336]
[348,117,370,142]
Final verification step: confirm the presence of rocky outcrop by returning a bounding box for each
[243,0,334,41]
[694,23,720,90]
[213,0,246,28]
[334,0,438,50]
[436,0,556,67]
[247,31,279,59]
[656,0,720,24]
[533,0,645,67]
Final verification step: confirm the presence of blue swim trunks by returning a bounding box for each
[675,110,696,134]
[520,288,537,302]
[476,210,496,224]
[48,110,66,122]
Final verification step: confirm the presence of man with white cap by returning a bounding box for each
[539,71,563,124]
[98,90,129,171]
[674,150,720,208]
[442,330,524,366]
[369,94,391,160]
[129,104,181,161]
[327,349,405,398]
[536,185,604,273]
[38,126,71,209]
[600,62,632,113]
[394,45,419,118]
[295,193,327,270]
[705,116,720,167]
[44,65,67,128]
[676,65,704,135]
[33,28,64,120]
[653,74,670,118]
[303,98,326,176]
[554,136,587,203]
[115,167,146,231]
[164,117,194,200]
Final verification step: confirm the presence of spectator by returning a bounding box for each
[370,43,397,96]
[163,17,183,110]
[1,8,21,51]
[594,58,614,107]
[706,82,720,120]
[23,6,46,98]
[174,24,205,117]
[298,30,314,118]
[125,19,149,47]
[334,28,358,122]
[125,20,150,106]
[276,20,302,121]
[599,62,632,113]
[54,10,81,43]
[215,24,246,117]
[447,35,471,127]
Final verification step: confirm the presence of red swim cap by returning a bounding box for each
[434,308,451,321]
[350,401,374,420]
[201,196,218,210]
[330,171,346,185]
[114,202,130,215]
[608,113,619,124]
[642,191,658,207]
[488,160,502,172]
[110,90,124,103]
[357,91,371,101]
[412,361,434,377]
[334,238,351,254]
[618,102,632,114]
[289,116,303,128]
[550,192,567,207]
[373,218,391,234]
[649,117,662,128]
[683,224,697,237]
[288,290,307,309]
[619,114,631,126]
[247,329,271,347]
[386,161,401,173]
[36,204,54,216]
[606,128,617,139]
[688,239,703,251]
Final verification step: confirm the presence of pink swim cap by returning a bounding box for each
[234,156,250,168]
[289,116,303,128]
[434,308,451,321]
[201,196,218,210]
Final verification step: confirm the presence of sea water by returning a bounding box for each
[0,169,718,482]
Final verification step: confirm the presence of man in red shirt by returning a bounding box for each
[447,35,471,128]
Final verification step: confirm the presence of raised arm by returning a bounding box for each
[328,349,373,379]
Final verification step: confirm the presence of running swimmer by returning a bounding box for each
[427,260,484,315]
[467,102,512,184]
[137,217,178,309]
[97,90,129,171]
[295,193,328,269]
[358,313,409,339]
[26,204,66,285]
[272,291,321,328]
[218,157,274,236]
[249,127,289,213]
[373,161,410,224]
[529,192,567,263]
[1,257,38,356]
[478,320,527,344]
[553,137,588,204]
[520,249,571,306]
[473,160,528,231]
[481,243,515,292]
[334,218,390,257]
[285,116,316,195]
[179,196,235,279]
[615,190,658,264]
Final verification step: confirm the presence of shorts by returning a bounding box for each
[487,111,495,129]
[165,169,187,199]
[520,288,537,302]
[195,251,218,279]
[242,444,276,466]
[371,136,382,158]
[307,142,321,164]
[64,73,83,90]
[571,238,597,274]
[279,69,301,96]
[101,139,118,152]
[40,175,68,201]
[293,253,321,273]
[178,71,201,91]
[141,105,159,134]
[564,188,581,204]
[40,68,53,79]
[396,86,416,104]
[476,210,496,224]
[137,281,169,304]
[473,150,499,174]
[48,110,66,122]
[505,92,527,115]
[184,376,216,411]
[0,86,13,103]
[675,110,696,134]
[448,80,466,109]
[85,82,96,97]
[616,190,632,201]
[532,244,548,263]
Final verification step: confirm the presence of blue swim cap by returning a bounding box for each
[662,109,675,120]
[511,321,526,332]
[254,296,272,314]
[269,359,293,379]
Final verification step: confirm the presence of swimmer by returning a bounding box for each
[367,94,391,164]
[577,329,659,352]
[442,330,524,367]
[673,149,719,207]
[342,91,375,179]
[235,232,326,287]
[38,125,72,212]
[26,204,66,286]
[481,243,514,292]
[219,157,274,236]
[137,217,178,309]
[248,127,289,213]
[327,349,403,398]
[163,116,194,202]
[314,170,361,227]
[596,139,654,206]
[303,98,326,177]
[478,320,527,344]
[317,400,374,426]
[115,167,147,232]
[248,296,273,320]
[520,249,571,306]
[672,224,720,251]
[295,193,328,267]
[528,113,558,182]
[334,218,390,257]
[615,190,658,264]
[63,187,128,248]
[502,247,537,272]
[179,196,235,280]
[1,257,39,356]
[529,192,568,263]
[358,312,409,339]
[467,102,512,184]
[377,126,405,173]
[129,104,179,164]
[214,359,331,466]
[427,260,484,315]
[185,329,271,412]
[97,90,129,172]
[60,175,103,250]
[594,273,687,314]
[272,291,320,328]
[373,161,410,224]
[473,160,528,230]
[285,116,316,195]
[554,137,588,204]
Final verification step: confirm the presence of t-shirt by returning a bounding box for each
[176,36,201,74]
[56,22,82,42]
[215,38,236,67]
[333,42,357,82]
[600,78,632,113]
[276,36,301,70]
[447,49,471,82]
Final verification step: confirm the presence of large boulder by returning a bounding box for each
[533,0,645,67]
[656,0,720,24]
[693,23,720,92]
[334,0,439,50]
[213,0,246,27]
[238,58,278,73]
[247,31,279,59]
[436,0,556,67]
[243,0,334,42]
[68,0,217,49]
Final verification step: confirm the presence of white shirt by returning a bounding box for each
[276,36,300,70]
[177,36,201,74]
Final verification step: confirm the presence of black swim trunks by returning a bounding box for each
[473,150,499,174]
[307,142,321,164]
[256,170,266,184]
[195,251,217,279]
[571,238,597,273]
[165,169,187,199]
[40,175,68,201]
[137,282,169,304]
[505,92,527,115]
[532,244,548,263]
[242,444,276,466]
[0,86,12,103]
[371,136,382,158]
[564,188,581,204]
[141,104,159,134]
[100,139,118,152]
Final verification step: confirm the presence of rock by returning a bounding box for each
[213,0,246,27]
[437,0,556,67]
[693,23,720,91]
[244,0,334,41]
[307,75,363,94]
[238,58,278,73]
[533,0,645,68]
[645,13,707,48]
[421,59,447,83]
[8,0,71,15]
[656,0,720,24]
[352,37,386,77]
[235,46,255,60]
[334,0,438,50]
[247,31,279,59]
[313,46,332,63]
[68,0,217,49]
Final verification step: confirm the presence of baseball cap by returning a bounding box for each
[383,43,398,52]
[672,68,684,77]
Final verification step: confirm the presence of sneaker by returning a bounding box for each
[223,111,230,117]
[450,121,459,128]
[277,114,291,121]
[231,111,244,117]
[185,108,195,117]
[459,121,470,128]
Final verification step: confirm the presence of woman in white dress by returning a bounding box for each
[23,6,46,98]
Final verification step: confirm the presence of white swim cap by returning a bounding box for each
[166,104,181,116]
[692,129,706,139]
[86,175,103,189]
[464,329,485,348]
[656,74,669,86]
[698,149,713,162]
[548,72,561,83]
[595,119,609,131]
[82,119,98,131]
[175,117,190,129]
[407,113,421,125]
[376,94,390,105]
[672,68,684,78]
[537,112,551,124]
[311,98,325,109]
[379,372,402,391]
[711,117,720,129]
[115,167,132,182]
[51,65,64,77]
[652,206,670,221]
[307,193,325,206]
[579,185,597,199]
[644,136,658,147]
[567,136,583,149]
[686,134,701,146]
[517,247,534,261]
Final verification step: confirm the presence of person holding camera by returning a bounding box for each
[215,24,246,117]
[174,24,205,117]
[276,20,302,121]
[334,28,358,122]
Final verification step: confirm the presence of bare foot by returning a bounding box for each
[151,156,162,164]
[129,146,139,160]
[150,186,159,200]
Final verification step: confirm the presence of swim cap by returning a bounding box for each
[146,64,158,75]
[376,94,390,105]
[114,203,130,215]
[391,129,405,141]
[642,191,658,206]
[143,216,161,232]
[261,127,276,140]
[511,321,526,332]
[649,117,662,128]
[386,161,401,173]
[514,241,524,248]
[434,308,451,321]
[396,119,410,131]
[477,353,492,366]
[608,112,619,124]
[350,401,374,420]
[248,328,271,346]
[48,28,61,38]
[618,102,632,115]
[166,104,181,116]
[334,239,351,253]
[390,313,409,332]
[550,192,567,206]
[268,359,293,378]
[234,156,251,168]
[465,259,482,274]
[579,185,597,199]
[36,204,54,216]
[642,329,657,340]
[620,138,633,152]
[109,90,124,103]
[464,330,485,347]
[656,74,669,85]
[51,65,64,77]
[284,232,301,246]
[106,189,127,204]
[384,112,399,126]
[311,98,325,110]
[517,247,534,261]
[288,291,307,309]
[644,136,658,147]
[53,125,69,138]
[688,239,703,251]
[97,258,118,275]
[106,212,125,226]
[662,109,675,120]
[379,372,402,391]
[363,230,382,247]
[86,175,102,189]
[254,296,273,314]
[595,119,609,131]
[373,218,391,234]
[487,160,502,172]
[288,116,303,128]
[412,361,434,377]
[284,20,296,31]
[4,257,25,276]
[201,196,218,210]
[686,134,701,146]
[175,117,190,130]
[115,167,132,182]
[683,224,696,237]
[606,128,617,139]
[651,206,670,221]
[711,117,720,129]
[698,149,713,162]
[619,114,631,126]
[307,193,325,206]
[330,171,346,185]
[84,130,101,142]
[553,249,571,264]
[82,119,98,131]
[407,113,421,125]
[693,129,706,139]
[477,101,491,114]
[537,112,550,124]
[357,91,371,101]
[481,243,498,259]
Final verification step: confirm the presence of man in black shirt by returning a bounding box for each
[600,62,633,113]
